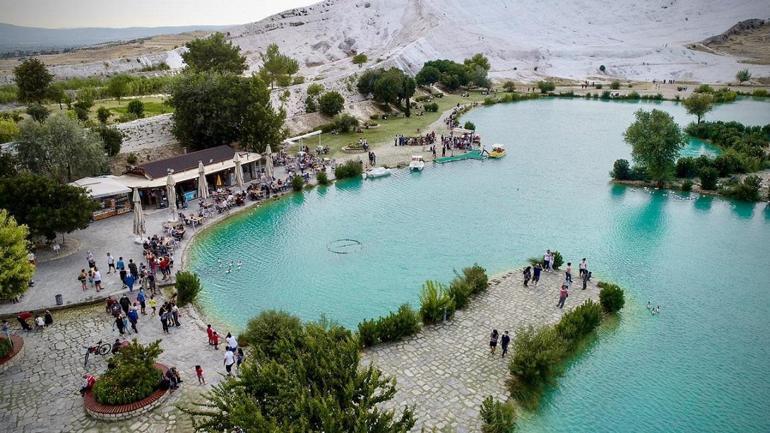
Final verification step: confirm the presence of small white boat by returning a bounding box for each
[409,155,425,172]
[363,167,392,179]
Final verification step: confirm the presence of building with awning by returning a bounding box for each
[111,145,262,207]
[69,176,133,220]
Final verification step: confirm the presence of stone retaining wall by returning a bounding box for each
[0,335,24,374]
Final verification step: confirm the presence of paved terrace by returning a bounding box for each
[362,268,600,433]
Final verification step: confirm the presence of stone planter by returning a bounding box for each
[83,363,171,421]
[0,335,24,373]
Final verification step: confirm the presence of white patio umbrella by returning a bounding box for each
[132,188,145,241]
[264,144,274,182]
[166,172,178,222]
[197,161,209,200]
[233,152,245,189]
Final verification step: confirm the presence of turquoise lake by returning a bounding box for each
[188,98,770,432]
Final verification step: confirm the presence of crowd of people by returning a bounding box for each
[394,131,437,147]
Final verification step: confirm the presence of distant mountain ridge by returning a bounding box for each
[0,22,231,54]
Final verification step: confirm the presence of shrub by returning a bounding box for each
[448,278,473,309]
[419,280,455,324]
[316,171,329,186]
[464,121,476,130]
[479,396,517,433]
[334,160,363,179]
[598,282,625,314]
[675,157,698,178]
[594,83,603,90]
[26,103,50,122]
[626,91,641,100]
[752,89,768,98]
[174,271,202,306]
[695,84,713,94]
[720,175,762,202]
[610,80,620,90]
[551,250,564,270]
[357,304,420,347]
[333,113,359,133]
[239,310,302,356]
[127,100,145,118]
[463,264,489,294]
[736,69,751,83]
[0,337,11,358]
[502,81,516,92]
[611,159,631,180]
[698,167,719,190]
[537,81,555,93]
[555,299,602,345]
[681,179,693,192]
[319,91,345,116]
[126,153,138,165]
[600,90,611,99]
[292,76,305,85]
[92,340,163,405]
[508,326,565,387]
[423,102,439,112]
[291,175,304,192]
[98,126,123,157]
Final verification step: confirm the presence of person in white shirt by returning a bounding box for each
[223,350,235,375]
[107,253,116,274]
[225,333,238,351]
[93,268,103,292]
[579,258,588,278]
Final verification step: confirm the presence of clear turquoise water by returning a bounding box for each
[188,98,770,432]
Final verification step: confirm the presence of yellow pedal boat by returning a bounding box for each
[488,144,506,158]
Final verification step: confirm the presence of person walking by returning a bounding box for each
[78,269,88,291]
[523,266,532,287]
[225,333,238,352]
[548,252,555,272]
[582,270,591,290]
[171,303,181,327]
[124,273,135,292]
[128,259,139,281]
[489,329,499,354]
[543,250,551,271]
[236,347,245,372]
[93,267,103,292]
[579,258,588,279]
[127,305,139,333]
[137,289,147,315]
[106,253,116,274]
[532,263,542,287]
[148,295,157,315]
[206,325,215,347]
[159,308,170,334]
[195,365,206,385]
[119,294,130,316]
[113,314,126,335]
[224,348,235,375]
[116,256,127,288]
[565,262,573,284]
[500,331,511,357]
[86,251,96,269]
[212,331,220,350]
[557,285,569,309]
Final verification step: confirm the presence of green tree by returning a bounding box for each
[0,209,35,300]
[184,314,415,432]
[0,175,99,240]
[107,74,132,101]
[182,32,246,74]
[464,53,491,71]
[26,103,50,122]
[305,83,324,113]
[352,53,368,67]
[0,119,20,142]
[174,271,201,306]
[624,109,685,184]
[92,339,163,405]
[736,69,751,83]
[13,58,53,103]
[98,126,123,156]
[258,43,299,89]
[318,91,345,116]
[479,396,517,433]
[537,81,555,93]
[96,106,111,124]
[0,153,17,177]
[502,81,516,92]
[682,93,713,123]
[464,121,476,130]
[16,114,108,182]
[415,65,441,86]
[127,100,145,118]
[170,72,285,153]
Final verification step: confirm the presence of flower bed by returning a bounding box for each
[0,335,24,373]
[83,363,170,421]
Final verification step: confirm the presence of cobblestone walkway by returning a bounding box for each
[0,294,234,433]
[362,268,600,433]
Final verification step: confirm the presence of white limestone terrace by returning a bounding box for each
[227,0,770,84]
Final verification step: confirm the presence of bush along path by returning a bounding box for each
[360,263,610,432]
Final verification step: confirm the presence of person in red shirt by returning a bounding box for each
[206,324,214,347]
[211,331,220,350]
[80,374,96,396]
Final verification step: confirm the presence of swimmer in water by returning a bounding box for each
[646,301,652,310]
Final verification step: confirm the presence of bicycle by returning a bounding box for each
[83,340,111,368]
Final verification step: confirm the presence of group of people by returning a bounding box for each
[394,132,437,147]
[206,325,245,375]
[488,329,511,357]
[367,151,377,166]
[13,310,53,331]
[520,251,593,310]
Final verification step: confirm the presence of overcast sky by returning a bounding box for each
[0,0,319,28]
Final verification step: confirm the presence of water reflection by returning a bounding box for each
[730,201,755,219]
[694,195,714,212]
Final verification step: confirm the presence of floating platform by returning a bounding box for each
[434,149,485,164]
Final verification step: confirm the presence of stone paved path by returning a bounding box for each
[362,267,600,433]
[0,294,235,433]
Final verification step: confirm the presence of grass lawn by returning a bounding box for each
[44,96,172,124]
[290,91,489,156]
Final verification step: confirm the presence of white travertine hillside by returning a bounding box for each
[227,0,770,83]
